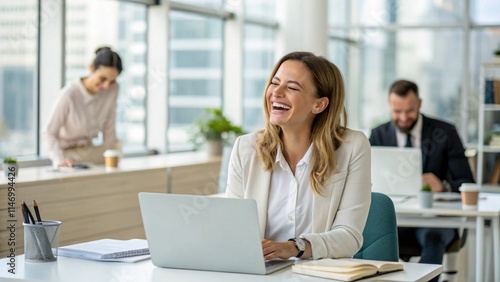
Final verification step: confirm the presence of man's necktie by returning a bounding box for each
[405,134,412,148]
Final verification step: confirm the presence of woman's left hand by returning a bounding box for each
[261,239,298,260]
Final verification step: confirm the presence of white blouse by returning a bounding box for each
[265,144,314,241]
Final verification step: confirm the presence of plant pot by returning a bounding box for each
[206,140,223,157]
[3,163,18,178]
[419,191,433,208]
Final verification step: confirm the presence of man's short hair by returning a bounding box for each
[389,79,419,97]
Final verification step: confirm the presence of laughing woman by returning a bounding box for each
[226,51,371,260]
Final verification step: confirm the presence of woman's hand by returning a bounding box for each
[58,159,73,167]
[261,239,297,260]
[261,239,313,260]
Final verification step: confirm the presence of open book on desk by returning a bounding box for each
[292,258,404,281]
[58,238,150,263]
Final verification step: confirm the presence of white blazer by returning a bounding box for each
[226,129,371,259]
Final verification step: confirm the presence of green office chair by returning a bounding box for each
[354,192,399,262]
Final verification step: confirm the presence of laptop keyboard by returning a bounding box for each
[265,260,289,267]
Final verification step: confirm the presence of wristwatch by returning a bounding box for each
[288,238,306,258]
[442,180,452,192]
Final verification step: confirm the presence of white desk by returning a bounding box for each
[394,193,500,282]
[0,256,441,282]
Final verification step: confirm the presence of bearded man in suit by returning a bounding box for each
[369,79,474,282]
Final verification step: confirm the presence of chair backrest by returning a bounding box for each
[354,192,399,261]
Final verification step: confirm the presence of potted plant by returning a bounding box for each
[3,157,18,178]
[495,45,500,62]
[419,184,433,208]
[190,108,244,156]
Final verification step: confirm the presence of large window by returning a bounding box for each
[329,0,465,26]
[242,0,276,132]
[330,28,464,128]
[168,10,223,151]
[65,0,148,151]
[243,24,275,131]
[176,0,223,9]
[0,1,38,158]
[328,0,500,145]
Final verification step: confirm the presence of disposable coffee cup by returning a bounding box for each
[23,220,61,262]
[103,150,120,168]
[459,183,480,210]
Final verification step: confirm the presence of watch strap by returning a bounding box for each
[442,180,452,192]
[288,238,304,258]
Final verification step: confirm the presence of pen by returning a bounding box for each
[22,201,36,224]
[33,200,42,224]
[20,203,29,224]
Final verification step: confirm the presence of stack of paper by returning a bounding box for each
[58,238,150,263]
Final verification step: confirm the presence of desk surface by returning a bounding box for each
[395,193,500,217]
[0,256,441,282]
[0,152,220,186]
[394,192,500,282]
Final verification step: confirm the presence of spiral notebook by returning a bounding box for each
[58,238,150,262]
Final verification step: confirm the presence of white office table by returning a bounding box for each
[0,256,441,282]
[394,193,500,282]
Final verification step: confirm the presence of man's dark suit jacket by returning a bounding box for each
[369,114,474,192]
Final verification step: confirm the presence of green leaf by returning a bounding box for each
[3,157,17,164]
[189,108,244,150]
[421,184,431,192]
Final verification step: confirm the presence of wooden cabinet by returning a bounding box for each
[0,152,221,257]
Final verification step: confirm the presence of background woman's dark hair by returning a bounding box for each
[94,46,123,74]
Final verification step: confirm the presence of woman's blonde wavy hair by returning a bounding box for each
[256,51,347,195]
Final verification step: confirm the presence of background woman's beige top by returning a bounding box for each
[43,79,118,163]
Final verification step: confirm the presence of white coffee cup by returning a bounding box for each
[459,183,480,210]
[103,150,120,168]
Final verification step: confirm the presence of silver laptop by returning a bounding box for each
[138,193,294,275]
[371,147,422,201]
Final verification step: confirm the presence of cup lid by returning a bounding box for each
[459,183,480,192]
[103,150,120,157]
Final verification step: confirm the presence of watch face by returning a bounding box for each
[296,238,306,251]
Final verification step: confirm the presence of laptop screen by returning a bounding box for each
[138,193,293,275]
[370,146,422,197]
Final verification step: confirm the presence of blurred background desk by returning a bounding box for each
[0,255,442,282]
[394,193,500,282]
[0,152,221,258]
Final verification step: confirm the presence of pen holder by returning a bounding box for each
[23,220,62,262]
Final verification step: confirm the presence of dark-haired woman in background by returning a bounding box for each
[43,46,123,167]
